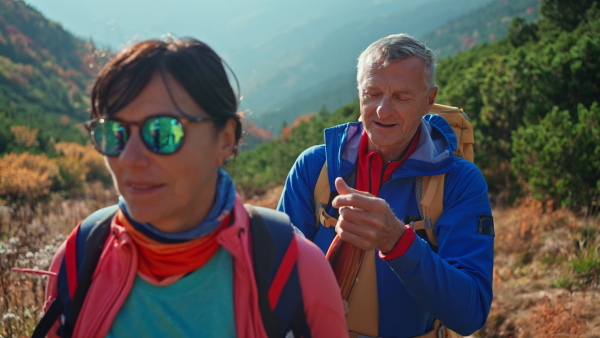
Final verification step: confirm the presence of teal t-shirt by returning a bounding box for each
[106,246,235,337]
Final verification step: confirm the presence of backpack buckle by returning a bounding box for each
[317,203,337,228]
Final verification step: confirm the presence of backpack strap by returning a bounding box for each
[412,174,445,247]
[31,296,64,338]
[245,204,310,338]
[63,209,115,337]
[313,163,337,228]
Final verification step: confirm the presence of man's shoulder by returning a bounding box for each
[446,157,487,188]
[295,144,326,166]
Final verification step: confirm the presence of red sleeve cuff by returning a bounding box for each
[379,225,415,260]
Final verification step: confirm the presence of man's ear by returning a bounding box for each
[425,86,438,113]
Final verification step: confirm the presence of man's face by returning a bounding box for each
[358,57,437,161]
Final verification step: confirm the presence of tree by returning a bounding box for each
[508,17,538,47]
[511,103,600,210]
[540,0,599,32]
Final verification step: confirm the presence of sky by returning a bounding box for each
[22,0,362,56]
[21,0,414,112]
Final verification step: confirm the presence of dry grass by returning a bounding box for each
[1,185,599,337]
[481,197,600,337]
[0,182,117,337]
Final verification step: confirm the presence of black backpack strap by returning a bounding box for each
[62,207,116,337]
[75,205,119,273]
[245,204,311,338]
[31,297,64,338]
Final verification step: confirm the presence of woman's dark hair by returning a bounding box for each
[90,37,242,149]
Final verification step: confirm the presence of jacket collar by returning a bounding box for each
[324,114,458,180]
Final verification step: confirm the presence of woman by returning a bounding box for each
[39,38,346,337]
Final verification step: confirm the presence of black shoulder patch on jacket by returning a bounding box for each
[478,215,495,236]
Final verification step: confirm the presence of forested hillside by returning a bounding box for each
[232,0,600,215]
[251,0,540,137]
[0,0,113,205]
[0,0,102,155]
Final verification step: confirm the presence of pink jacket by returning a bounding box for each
[44,196,348,337]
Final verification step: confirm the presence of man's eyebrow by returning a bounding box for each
[362,85,379,90]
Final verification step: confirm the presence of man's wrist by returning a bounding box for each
[379,225,416,260]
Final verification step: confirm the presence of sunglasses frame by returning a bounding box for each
[84,114,214,156]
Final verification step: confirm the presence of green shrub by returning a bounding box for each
[511,103,600,210]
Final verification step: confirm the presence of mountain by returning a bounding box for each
[238,0,494,124]
[421,0,540,58]
[0,0,99,154]
[20,0,470,118]
[249,0,540,136]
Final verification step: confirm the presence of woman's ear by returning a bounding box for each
[218,118,238,165]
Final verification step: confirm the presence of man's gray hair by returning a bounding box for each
[357,33,437,89]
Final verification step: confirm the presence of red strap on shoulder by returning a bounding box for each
[65,222,82,299]
[267,236,299,310]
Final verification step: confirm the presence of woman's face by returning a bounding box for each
[105,72,236,233]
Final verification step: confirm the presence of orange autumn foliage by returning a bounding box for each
[10,125,39,147]
[280,113,315,140]
[0,152,58,203]
[53,142,110,187]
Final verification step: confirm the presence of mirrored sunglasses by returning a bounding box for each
[84,115,213,156]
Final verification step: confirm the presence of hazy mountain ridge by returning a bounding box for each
[249,0,540,137]
[247,0,502,134]
[421,0,540,58]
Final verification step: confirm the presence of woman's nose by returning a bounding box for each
[118,127,151,167]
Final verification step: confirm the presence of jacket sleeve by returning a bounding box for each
[276,145,326,241]
[383,160,495,336]
[295,233,348,337]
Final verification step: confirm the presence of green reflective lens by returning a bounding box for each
[88,115,197,156]
[141,117,184,154]
[93,119,128,156]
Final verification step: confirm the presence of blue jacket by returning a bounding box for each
[277,115,494,338]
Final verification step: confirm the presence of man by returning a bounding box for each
[277,34,494,338]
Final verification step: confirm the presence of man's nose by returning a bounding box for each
[376,95,394,118]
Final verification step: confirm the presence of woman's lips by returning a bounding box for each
[125,182,164,194]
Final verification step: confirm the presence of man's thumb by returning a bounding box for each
[335,177,353,195]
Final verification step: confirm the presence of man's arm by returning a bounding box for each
[382,162,494,335]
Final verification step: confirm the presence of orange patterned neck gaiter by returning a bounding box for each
[116,210,230,282]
